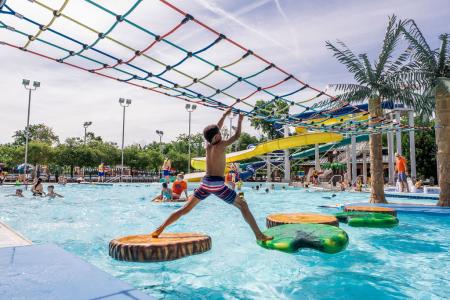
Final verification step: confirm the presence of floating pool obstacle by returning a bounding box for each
[344,205,397,216]
[109,233,211,262]
[266,213,339,228]
[335,211,399,228]
[258,224,349,254]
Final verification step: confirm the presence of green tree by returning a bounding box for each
[250,99,289,139]
[0,144,23,168]
[236,132,259,151]
[27,141,53,165]
[401,117,437,181]
[13,124,59,145]
[124,145,149,173]
[400,22,449,206]
[326,15,431,203]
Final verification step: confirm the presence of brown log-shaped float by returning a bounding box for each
[266,213,339,228]
[344,206,397,216]
[109,233,211,262]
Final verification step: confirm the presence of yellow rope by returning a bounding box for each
[24,0,70,49]
[31,0,260,109]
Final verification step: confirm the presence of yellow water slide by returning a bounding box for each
[190,132,343,172]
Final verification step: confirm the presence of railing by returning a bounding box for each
[106,176,120,183]
[328,175,343,185]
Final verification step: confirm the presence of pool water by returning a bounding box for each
[1,184,449,299]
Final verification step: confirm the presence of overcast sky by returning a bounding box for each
[0,0,448,145]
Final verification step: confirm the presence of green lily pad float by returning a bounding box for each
[335,211,399,228]
[257,223,349,254]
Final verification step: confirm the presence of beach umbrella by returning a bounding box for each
[17,163,34,171]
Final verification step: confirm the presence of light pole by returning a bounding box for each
[83,121,92,144]
[22,79,40,188]
[185,104,197,173]
[119,98,132,182]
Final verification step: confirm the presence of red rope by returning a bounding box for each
[159,0,366,113]
[90,20,185,72]
[2,42,207,106]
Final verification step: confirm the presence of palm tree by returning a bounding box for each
[325,15,430,203]
[400,21,449,206]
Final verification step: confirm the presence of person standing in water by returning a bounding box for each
[151,108,272,242]
[161,158,171,182]
[395,153,409,192]
[97,162,105,182]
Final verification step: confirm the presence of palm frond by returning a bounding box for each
[375,15,406,78]
[359,54,375,83]
[400,19,437,72]
[326,40,368,84]
[384,70,433,89]
[437,33,450,77]
[333,85,372,104]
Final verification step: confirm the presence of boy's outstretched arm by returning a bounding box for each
[150,196,200,237]
[224,113,243,145]
[217,107,232,129]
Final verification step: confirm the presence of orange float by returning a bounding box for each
[344,206,397,216]
[109,233,211,262]
[266,213,339,228]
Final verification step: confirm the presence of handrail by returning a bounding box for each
[106,175,120,183]
[328,175,343,185]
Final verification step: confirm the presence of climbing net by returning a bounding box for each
[0,0,431,134]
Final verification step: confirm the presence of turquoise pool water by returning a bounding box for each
[1,184,449,299]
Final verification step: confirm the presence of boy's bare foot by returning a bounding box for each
[150,228,163,238]
[257,234,273,242]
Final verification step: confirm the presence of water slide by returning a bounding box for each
[236,134,370,181]
[184,132,342,182]
[290,134,369,160]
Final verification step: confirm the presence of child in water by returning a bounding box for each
[46,185,63,198]
[6,189,24,197]
[153,182,173,202]
[151,108,272,242]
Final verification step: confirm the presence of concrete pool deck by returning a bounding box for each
[0,222,153,299]
[0,220,32,248]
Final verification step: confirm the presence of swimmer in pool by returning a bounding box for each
[6,189,24,197]
[32,178,45,196]
[153,182,173,202]
[46,185,63,198]
[151,108,272,242]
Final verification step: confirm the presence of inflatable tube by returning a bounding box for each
[266,213,339,228]
[344,205,397,216]
[257,224,348,254]
[109,233,211,262]
[345,202,450,215]
[335,211,399,228]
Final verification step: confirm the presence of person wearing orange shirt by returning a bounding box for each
[395,152,409,192]
[172,173,188,200]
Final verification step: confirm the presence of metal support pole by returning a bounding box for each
[346,144,351,183]
[120,106,126,182]
[23,89,32,188]
[387,129,395,185]
[395,111,402,155]
[351,133,357,184]
[314,144,320,170]
[84,127,87,144]
[283,125,291,183]
[188,111,192,173]
[266,155,271,182]
[408,111,416,180]
[362,151,368,185]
